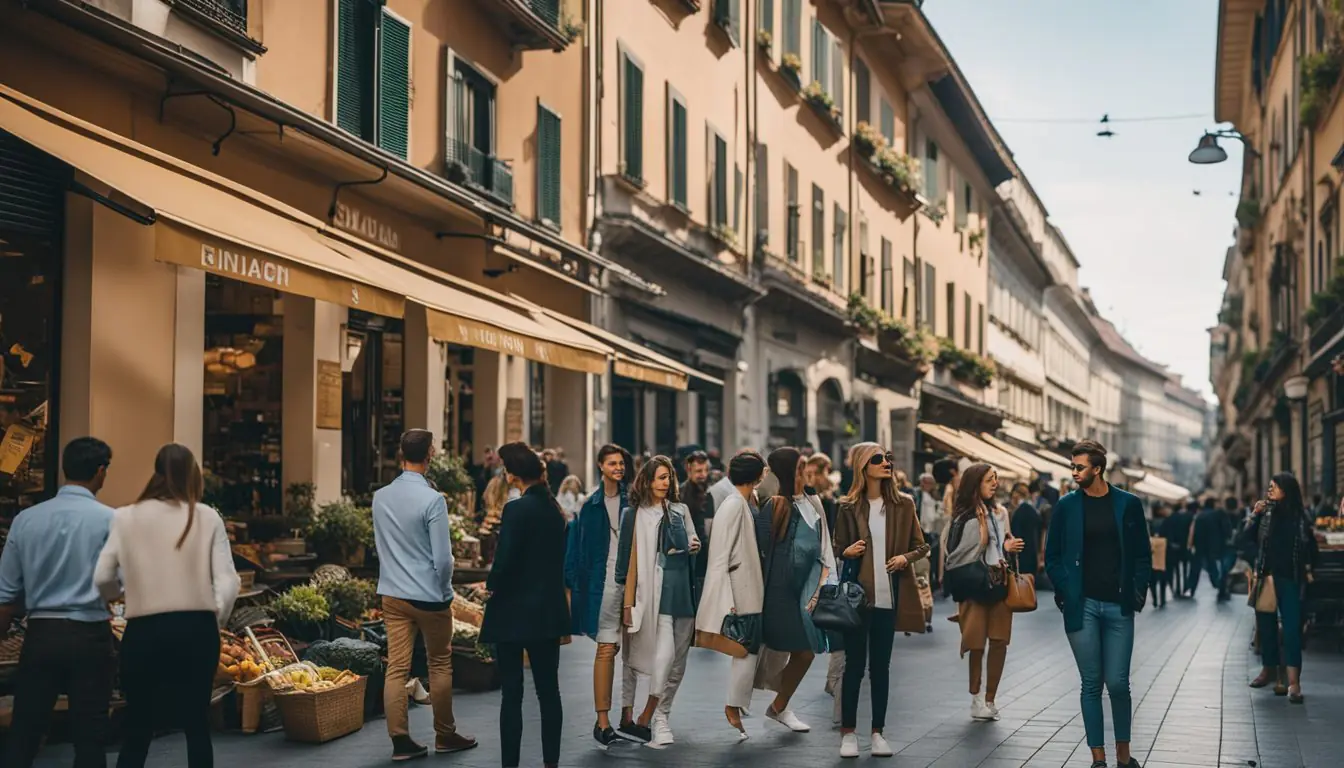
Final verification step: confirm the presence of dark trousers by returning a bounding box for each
[1190,552,1228,598]
[1,619,114,768]
[1257,577,1303,669]
[1166,549,1185,595]
[1149,570,1167,607]
[1183,550,1200,594]
[924,532,941,590]
[840,608,895,731]
[116,611,219,768]
[496,639,563,768]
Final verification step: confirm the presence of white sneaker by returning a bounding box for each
[986,700,1001,721]
[870,732,894,757]
[767,707,811,732]
[648,715,673,749]
[405,678,430,705]
[971,693,995,721]
[840,732,860,758]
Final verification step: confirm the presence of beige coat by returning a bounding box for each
[694,491,763,657]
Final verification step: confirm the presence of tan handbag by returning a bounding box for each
[1249,573,1277,613]
[1004,556,1038,613]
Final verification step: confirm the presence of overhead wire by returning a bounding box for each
[991,113,1211,125]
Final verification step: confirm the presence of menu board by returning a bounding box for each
[316,360,343,430]
[0,423,36,476]
[504,397,524,443]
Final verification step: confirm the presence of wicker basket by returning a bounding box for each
[272,675,367,743]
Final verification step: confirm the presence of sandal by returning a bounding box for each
[1288,686,1304,704]
[1249,672,1274,688]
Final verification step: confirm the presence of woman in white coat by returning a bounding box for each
[694,451,768,739]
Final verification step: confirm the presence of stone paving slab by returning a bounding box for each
[29,594,1344,767]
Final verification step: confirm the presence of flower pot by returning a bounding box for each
[451,646,498,692]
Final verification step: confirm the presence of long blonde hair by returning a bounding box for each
[483,474,509,514]
[843,442,902,509]
[558,474,584,497]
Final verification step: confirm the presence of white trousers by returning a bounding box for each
[646,615,693,716]
[727,652,761,709]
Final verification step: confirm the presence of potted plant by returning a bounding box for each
[426,453,475,513]
[872,147,921,195]
[450,620,499,691]
[779,52,802,87]
[269,584,331,642]
[318,577,378,622]
[561,16,583,43]
[305,498,375,567]
[852,121,886,159]
[756,28,772,53]
[801,81,838,127]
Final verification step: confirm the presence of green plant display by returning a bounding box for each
[801,81,839,122]
[1300,46,1343,126]
[780,52,802,81]
[756,28,772,52]
[935,338,997,388]
[305,498,375,564]
[284,482,316,521]
[318,577,378,620]
[269,584,331,624]
[845,293,936,366]
[426,453,475,512]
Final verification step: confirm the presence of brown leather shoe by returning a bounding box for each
[434,732,478,754]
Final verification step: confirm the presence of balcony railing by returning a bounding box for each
[177,0,248,37]
[481,0,571,50]
[529,0,560,27]
[1310,305,1344,357]
[446,139,514,207]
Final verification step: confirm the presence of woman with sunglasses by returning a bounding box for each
[832,443,929,759]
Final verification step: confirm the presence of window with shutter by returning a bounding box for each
[622,53,644,184]
[831,38,843,115]
[857,217,868,298]
[924,140,940,201]
[812,20,828,86]
[785,162,799,261]
[811,184,824,272]
[855,59,870,124]
[713,132,729,227]
[955,178,971,230]
[879,98,894,145]
[667,88,688,208]
[902,258,915,322]
[761,0,774,37]
[922,263,936,329]
[754,143,769,245]
[977,303,985,355]
[880,238,892,314]
[536,104,562,228]
[946,282,956,340]
[336,0,375,140]
[783,0,800,56]
[963,291,971,348]
[714,0,740,44]
[734,164,743,230]
[377,10,411,159]
[832,204,845,293]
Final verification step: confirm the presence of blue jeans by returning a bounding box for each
[1257,577,1303,668]
[1066,598,1135,748]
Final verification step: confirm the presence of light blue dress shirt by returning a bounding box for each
[0,485,115,622]
[372,471,455,604]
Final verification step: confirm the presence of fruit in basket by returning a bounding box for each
[317,666,342,681]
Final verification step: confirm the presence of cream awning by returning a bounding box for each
[1132,476,1189,504]
[978,433,1070,476]
[0,85,612,376]
[916,423,1031,481]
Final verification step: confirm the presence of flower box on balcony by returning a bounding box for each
[801,81,842,134]
[779,53,803,90]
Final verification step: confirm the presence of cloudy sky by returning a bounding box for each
[925,0,1242,400]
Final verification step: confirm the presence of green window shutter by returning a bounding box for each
[377,10,411,159]
[761,0,774,36]
[734,163,743,231]
[714,134,729,227]
[336,0,372,138]
[783,0,800,56]
[537,105,562,227]
[855,59,870,124]
[812,20,826,84]
[671,99,688,207]
[924,140,940,201]
[879,98,894,145]
[623,56,644,183]
[831,38,843,116]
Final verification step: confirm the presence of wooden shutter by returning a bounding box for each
[536,104,562,227]
[879,98,894,145]
[761,0,774,36]
[729,0,741,43]
[377,10,411,159]
[812,20,827,84]
[623,56,644,182]
[783,0,801,56]
[734,163,743,230]
[880,238,892,314]
[754,143,769,242]
[831,38,844,114]
[715,134,729,226]
[964,291,972,348]
[668,93,688,207]
[855,59,870,124]
[335,0,371,138]
[811,184,824,270]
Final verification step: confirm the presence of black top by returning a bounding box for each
[1266,507,1299,577]
[480,484,571,643]
[1011,501,1041,575]
[1163,510,1193,550]
[1082,492,1122,604]
[1192,509,1233,557]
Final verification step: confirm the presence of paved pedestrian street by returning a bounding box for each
[33,595,1344,768]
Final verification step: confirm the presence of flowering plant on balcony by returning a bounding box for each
[780,53,802,83]
[561,16,584,43]
[801,81,838,120]
[852,121,886,157]
[710,223,739,250]
[923,199,947,225]
[935,338,996,388]
[1300,44,1343,126]
[757,28,773,52]
[846,293,935,367]
[873,147,921,194]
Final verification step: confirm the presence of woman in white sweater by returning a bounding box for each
[95,443,238,768]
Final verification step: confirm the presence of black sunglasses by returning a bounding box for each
[868,453,895,466]
[1071,463,1091,472]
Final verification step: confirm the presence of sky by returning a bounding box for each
[923,0,1242,400]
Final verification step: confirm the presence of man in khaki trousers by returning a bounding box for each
[372,429,477,761]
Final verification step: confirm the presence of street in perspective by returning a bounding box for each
[2,1,1344,767]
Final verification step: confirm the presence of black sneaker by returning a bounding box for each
[1117,759,1142,768]
[593,722,622,747]
[926,622,934,632]
[1089,761,1107,768]
[618,721,652,744]
[391,736,428,761]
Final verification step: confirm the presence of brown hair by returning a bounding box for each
[137,443,204,549]
[1071,439,1108,475]
[953,462,997,517]
[629,454,679,509]
[842,442,903,510]
[767,447,802,543]
[805,454,833,494]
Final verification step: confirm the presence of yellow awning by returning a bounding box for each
[0,84,404,318]
[978,433,1071,476]
[0,85,612,376]
[916,423,1030,481]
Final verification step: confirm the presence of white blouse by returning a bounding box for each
[95,500,239,624]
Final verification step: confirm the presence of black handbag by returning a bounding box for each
[945,559,1007,604]
[810,581,866,632]
[720,613,763,654]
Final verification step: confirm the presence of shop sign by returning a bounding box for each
[333,202,401,251]
[504,398,524,442]
[316,360,342,430]
[200,243,291,288]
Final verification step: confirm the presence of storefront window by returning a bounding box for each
[529,361,546,448]
[342,311,404,498]
[448,346,475,460]
[202,276,283,516]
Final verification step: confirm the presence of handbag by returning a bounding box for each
[720,612,763,655]
[810,581,866,632]
[1004,555,1037,613]
[1249,573,1277,613]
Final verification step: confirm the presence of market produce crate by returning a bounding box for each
[272,675,367,743]
[451,647,498,692]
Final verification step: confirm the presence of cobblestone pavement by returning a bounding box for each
[31,592,1344,767]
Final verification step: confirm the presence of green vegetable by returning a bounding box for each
[303,637,383,675]
[305,498,375,560]
[318,577,377,620]
[426,454,475,512]
[269,585,330,624]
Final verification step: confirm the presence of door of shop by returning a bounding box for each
[343,311,405,498]
[612,382,639,455]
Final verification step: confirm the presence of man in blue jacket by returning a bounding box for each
[1045,440,1151,768]
[564,444,639,747]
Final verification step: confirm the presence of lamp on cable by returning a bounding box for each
[1188,129,1260,164]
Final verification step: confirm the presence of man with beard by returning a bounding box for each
[682,451,715,598]
[563,445,640,747]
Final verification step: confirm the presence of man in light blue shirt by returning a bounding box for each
[0,437,115,768]
[372,429,475,761]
